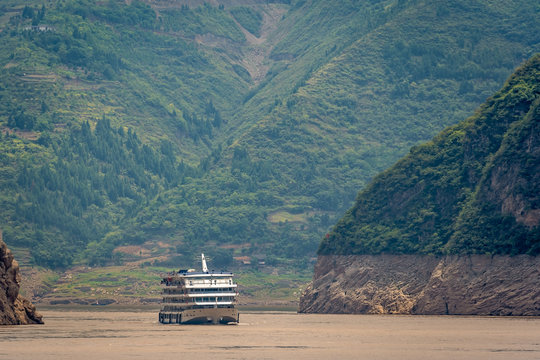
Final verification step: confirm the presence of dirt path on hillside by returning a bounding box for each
[151,2,289,85]
[236,4,288,84]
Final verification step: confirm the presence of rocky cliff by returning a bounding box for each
[0,232,43,325]
[299,255,540,315]
[301,57,540,316]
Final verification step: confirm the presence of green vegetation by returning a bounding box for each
[230,6,263,37]
[0,0,539,272]
[42,266,167,301]
[0,0,248,268]
[2,117,195,267]
[159,3,245,42]
[236,269,311,301]
[319,55,540,256]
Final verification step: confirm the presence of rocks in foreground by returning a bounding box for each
[299,255,540,315]
[0,234,43,325]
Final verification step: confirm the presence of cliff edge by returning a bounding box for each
[299,255,540,315]
[0,232,43,325]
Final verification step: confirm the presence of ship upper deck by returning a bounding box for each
[161,255,237,288]
[179,271,234,278]
[162,270,237,289]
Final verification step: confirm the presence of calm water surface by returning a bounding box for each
[1,310,539,359]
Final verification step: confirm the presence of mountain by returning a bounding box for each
[0,0,258,267]
[299,55,539,316]
[318,54,539,256]
[0,0,539,270]
[0,231,43,324]
[136,0,540,264]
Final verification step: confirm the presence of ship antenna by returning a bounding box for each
[201,253,209,272]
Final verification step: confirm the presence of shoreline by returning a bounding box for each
[33,304,540,317]
[35,303,299,312]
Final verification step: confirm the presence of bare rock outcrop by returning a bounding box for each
[299,255,540,315]
[0,232,44,325]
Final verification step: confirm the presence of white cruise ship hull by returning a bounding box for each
[159,307,239,324]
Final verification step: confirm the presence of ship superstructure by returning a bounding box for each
[159,254,239,324]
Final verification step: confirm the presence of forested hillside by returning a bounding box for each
[319,55,539,256]
[135,0,540,264]
[1,0,539,269]
[0,0,254,267]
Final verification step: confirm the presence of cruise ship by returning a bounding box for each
[158,254,239,324]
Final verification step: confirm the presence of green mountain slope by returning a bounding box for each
[0,0,252,267]
[0,0,539,269]
[136,0,540,263]
[319,54,540,256]
[0,1,250,150]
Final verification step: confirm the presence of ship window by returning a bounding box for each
[189,281,192,286]
[229,279,232,285]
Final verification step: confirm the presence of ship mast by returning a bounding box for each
[201,253,208,272]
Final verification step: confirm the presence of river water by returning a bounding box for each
[1,309,539,359]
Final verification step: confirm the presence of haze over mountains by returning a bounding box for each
[0,0,538,270]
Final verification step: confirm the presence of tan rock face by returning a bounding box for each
[299,255,540,315]
[0,233,44,325]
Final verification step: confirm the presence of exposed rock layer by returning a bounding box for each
[299,255,540,315]
[0,233,43,325]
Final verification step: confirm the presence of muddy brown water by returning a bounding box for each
[1,310,539,359]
